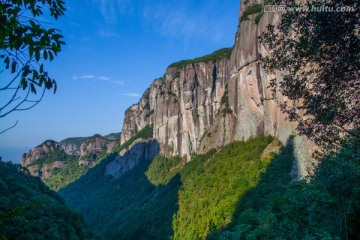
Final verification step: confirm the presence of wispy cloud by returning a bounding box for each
[98,76,111,81]
[140,1,231,43]
[73,74,125,86]
[112,80,125,86]
[90,0,234,43]
[120,93,141,97]
[97,27,119,38]
[91,0,131,24]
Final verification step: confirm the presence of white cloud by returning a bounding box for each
[72,75,97,80]
[112,80,125,86]
[121,93,141,97]
[98,76,110,81]
[72,74,125,86]
[81,75,95,79]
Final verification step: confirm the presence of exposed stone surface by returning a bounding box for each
[21,140,59,167]
[21,134,118,179]
[79,135,116,156]
[60,142,81,155]
[25,161,64,178]
[78,160,95,167]
[119,0,315,178]
[121,59,230,160]
[105,139,160,179]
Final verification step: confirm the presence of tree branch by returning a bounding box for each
[0,120,18,135]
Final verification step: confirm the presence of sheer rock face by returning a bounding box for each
[227,0,314,178]
[121,60,230,160]
[120,0,315,178]
[105,139,160,179]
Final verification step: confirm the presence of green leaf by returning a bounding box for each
[29,20,36,28]
[29,47,34,58]
[30,83,37,94]
[21,78,27,90]
[49,51,54,61]
[53,81,57,93]
[43,50,48,60]
[11,61,16,73]
[4,57,9,69]
[35,50,40,61]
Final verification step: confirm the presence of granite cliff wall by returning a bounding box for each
[121,57,231,159]
[120,0,314,178]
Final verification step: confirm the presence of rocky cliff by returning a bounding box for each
[105,139,160,179]
[121,48,231,160]
[120,0,314,178]
[21,134,119,179]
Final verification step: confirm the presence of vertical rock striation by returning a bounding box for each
[120,0,315,178]
[121,56,231,160]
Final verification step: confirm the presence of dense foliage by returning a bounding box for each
[59,135,282,239]
[57,134,360,239]
[29,142,109,191]
[240,3,263,22]
[172,136,275,239]
[146,155,185,186]
[169,48,233,69]
[0,161,98,240]
[208,137,360,239]
[0,0,66,122]
[260,0,360,151]
[59,153,180,240]
[43,154,90,191]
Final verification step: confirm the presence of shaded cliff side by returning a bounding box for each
[120,0,314,178]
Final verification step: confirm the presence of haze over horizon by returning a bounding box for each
[0,0,239,159]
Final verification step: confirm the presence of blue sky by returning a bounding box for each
[0,0,239,161]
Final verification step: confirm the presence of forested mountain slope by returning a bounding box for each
[60,135,360,239]
[0,161,99,240]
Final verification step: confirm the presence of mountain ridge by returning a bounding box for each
[20,133,120,190]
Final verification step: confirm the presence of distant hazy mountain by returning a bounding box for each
[0,146,30,163]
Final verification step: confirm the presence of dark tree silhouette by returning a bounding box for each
[260,0,359,152]
[0,0,66,132]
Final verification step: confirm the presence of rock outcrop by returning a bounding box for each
[105,139,160,179]
[119,0,315,178]
[21,134,119,179]
[121,54,231,160]
[60,142,81,155]
[80,135,116,156]
[21,140,59,166]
